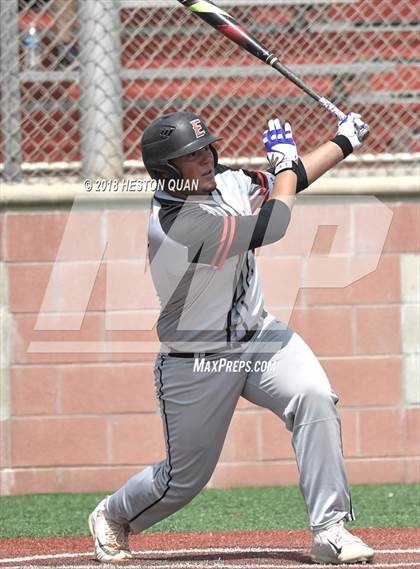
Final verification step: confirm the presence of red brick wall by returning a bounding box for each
[0,199,419,495]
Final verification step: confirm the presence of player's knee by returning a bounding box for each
[170,473,210,504]
[170,455,217,500]
[301,385,337,404]
[299,386,339,415]
[285,387,338,429]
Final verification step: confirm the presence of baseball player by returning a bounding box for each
[89,111,374,565]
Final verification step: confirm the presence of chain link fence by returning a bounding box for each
[1,0,419,182]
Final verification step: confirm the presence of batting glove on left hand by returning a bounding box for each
[337,112,369,150]
[263,118,298,175]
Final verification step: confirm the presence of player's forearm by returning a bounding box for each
[269,169,297,211]
[227,198,292,257]
[300,141,345,186]
[299,112,369,187]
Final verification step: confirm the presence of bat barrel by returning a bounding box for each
[178,0,347,121]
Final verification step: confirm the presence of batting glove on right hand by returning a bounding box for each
[263,118,298,175]
[337,112,369,150]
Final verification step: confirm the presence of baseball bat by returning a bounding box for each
[177,0,347,121]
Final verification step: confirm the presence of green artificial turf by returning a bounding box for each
[0,484,418,538]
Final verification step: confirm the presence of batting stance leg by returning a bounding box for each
[242,326,353,531]
[107,353,247,532]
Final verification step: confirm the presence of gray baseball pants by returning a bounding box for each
[107,323,353,533]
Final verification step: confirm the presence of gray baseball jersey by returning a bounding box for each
[107,165,354,534]
[148,166,284,352]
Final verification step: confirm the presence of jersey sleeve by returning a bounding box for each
[159,201,227,267]
[159,198,291,269]
[240,169,274,212]
[241,158,309,211]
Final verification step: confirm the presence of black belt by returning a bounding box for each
[168,351,222,358]
[167,326,261,359]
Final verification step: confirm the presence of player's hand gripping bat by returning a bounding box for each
[176,0,347,121]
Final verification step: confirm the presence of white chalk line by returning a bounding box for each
[10,562,420,569]
[0,547,419,565]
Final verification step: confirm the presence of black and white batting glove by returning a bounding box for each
[263,118,298,175]
[335,112,369,154]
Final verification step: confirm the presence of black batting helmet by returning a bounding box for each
[141,112,222,180]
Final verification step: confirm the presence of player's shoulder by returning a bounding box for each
[153,191,220,236]
[215,163,254,184]
[153,191,198,212]
[216,163,273,190]
[215,163,248,177]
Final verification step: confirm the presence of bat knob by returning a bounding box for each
[355,120,370,141]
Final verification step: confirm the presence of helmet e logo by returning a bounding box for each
[190,118,206,139]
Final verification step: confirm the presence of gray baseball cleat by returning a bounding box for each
[311,519,374,564]
[88,497,133,563]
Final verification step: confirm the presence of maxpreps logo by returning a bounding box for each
[190,118,206,138]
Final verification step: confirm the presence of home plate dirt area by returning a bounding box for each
[1,529,419,568]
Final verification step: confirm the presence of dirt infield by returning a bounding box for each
[1,529,419,568]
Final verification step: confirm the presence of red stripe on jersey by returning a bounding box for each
[210,216,230,268]
[261,171,269,189]
[256,171,265,195]
[218,216,237,268]
[257,171,270,202]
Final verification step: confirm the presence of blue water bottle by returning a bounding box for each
[23,24,41,69]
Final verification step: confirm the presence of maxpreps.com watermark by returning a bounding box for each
[84,178,199,193]
[193,358,278,374]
